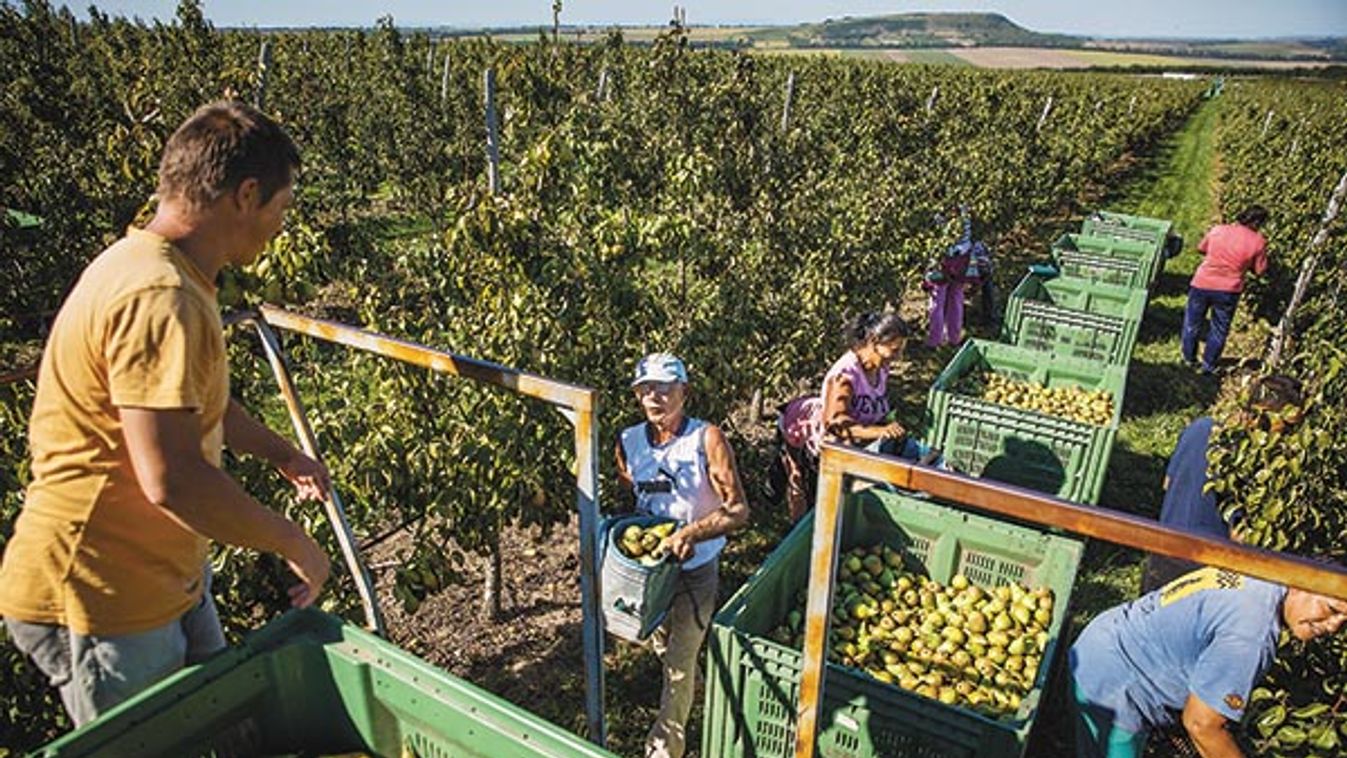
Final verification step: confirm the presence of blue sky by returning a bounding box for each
[70,1,1347,39]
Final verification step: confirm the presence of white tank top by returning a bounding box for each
[620,418,725,570]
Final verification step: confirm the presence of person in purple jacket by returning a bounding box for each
[923,204,981,347]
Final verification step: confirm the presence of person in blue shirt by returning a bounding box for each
[1070,566,1347,758]
[1142,375,1304,592]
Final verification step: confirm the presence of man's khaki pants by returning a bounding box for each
[646,560,718,758]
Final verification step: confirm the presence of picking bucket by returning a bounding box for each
[600,513,681,641]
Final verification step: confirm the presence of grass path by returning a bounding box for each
[1027,97,1226,756]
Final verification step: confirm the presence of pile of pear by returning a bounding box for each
[617,521,677,567]
[959,371,1114,426]
[767,543,1056,719]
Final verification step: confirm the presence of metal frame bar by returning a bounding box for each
[236,313,385,635]
[793,443,1347,758]
[246,306,608,747]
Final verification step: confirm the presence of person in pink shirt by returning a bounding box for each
[1182,205,1269,375]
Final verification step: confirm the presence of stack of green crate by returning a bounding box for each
[1050,233,1157,290]
[701,489,1085,758]
[37,609,616,758]
[924,340,1126,505]
[1081,211,1174,284]
[1001,273,1148,366]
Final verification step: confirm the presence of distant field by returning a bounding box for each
[1083,39,1333,60]
[453,29,1335,71]
[889,49,973,66]
[763,46,1333,70]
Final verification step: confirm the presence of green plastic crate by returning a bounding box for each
[1050,250,1147,289]
[1080,211,1172,257]
[925,340,1126,505]
[1001,273,1147,365]
[37,608,616,758]
[1052,233,1157,288]
[701,489,1084,758]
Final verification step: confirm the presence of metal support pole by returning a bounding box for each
[249,316,386,636]
[596,67,609,102]
[484,68,501,195]
[565,404,607,746]
[925,85,939,115]
[781,71,796,132]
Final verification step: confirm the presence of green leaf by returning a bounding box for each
[1259,704,1288,737]
[1276,725,1308,748]
[1293,702,1332,720]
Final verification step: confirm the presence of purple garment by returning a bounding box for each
[927,281,965,347]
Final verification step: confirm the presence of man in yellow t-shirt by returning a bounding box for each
[0,102,331,727]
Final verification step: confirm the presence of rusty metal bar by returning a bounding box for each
[792,443,1347,758]
[258,305,593,412]
[254,305,607,748]
[248,316,385,636]
[560,404,607,743]
[792,456,846,758]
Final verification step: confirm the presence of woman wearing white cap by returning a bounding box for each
[615,352,750,758]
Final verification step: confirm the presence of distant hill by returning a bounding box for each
[742,12,1077,49]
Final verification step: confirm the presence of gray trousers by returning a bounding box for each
[4,568,225,727]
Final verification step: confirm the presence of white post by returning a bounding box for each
[1127,94,1136,117]
[1267,168,1347,369]
[1036,95,1054,133]
[925,85,939,115]
[484,68,501,195]
[781,71,796,132]
[441,50,452,102]
[596,67,609,101]
[1261,109,1275,137]
[256,40,272,112]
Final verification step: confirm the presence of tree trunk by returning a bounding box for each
[481,543,502,621]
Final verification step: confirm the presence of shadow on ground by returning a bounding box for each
[1123,359,1220,418]
[1099,441,1167,518]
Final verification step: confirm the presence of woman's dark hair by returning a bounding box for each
[846,311,913,348]
[1247,374,1303,413]
[1236,205,1269,229]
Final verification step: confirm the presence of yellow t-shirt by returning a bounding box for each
[0,228,227,636]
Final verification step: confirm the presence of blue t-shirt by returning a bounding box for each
[1070,568,1285,733]
[1158,417,1226,539]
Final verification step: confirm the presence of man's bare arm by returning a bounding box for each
[224,399,329,501]
[1182,694,1244,758]
[666,424,750,560]
[122,407,329,607]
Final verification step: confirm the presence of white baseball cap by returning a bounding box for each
[631,353,688,387]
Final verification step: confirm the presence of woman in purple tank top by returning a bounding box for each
[778,312,945,521]
[818,312,911,446]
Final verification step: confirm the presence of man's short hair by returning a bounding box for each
[157,101,300,211]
